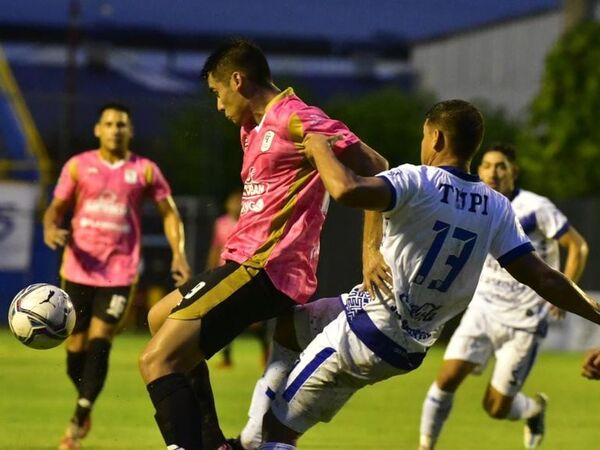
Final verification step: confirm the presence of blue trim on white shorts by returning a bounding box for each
[282,347,336,402]
[346,309,425,371]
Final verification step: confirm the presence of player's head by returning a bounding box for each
[201,39,272,126]
[478,143,518,197]
[94,102,133,153]
[224,189,242,220]
[421,100,484,165]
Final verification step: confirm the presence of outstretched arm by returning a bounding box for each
[156,196,191,287]
[504,252,600,325]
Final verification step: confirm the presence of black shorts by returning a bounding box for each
[170,261,295,359]
[61,279,135,334]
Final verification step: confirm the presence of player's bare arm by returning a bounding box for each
[156,196,191,287]
[302,133,392,211]
[558,226,588,283]
[549,226,589,318]
[42,197,71,250]
[335,140,392,297]
[504,252,600,325]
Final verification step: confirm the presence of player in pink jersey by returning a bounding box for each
[138,39,390,450]
[206,189,271,370]
[43,102,191,450]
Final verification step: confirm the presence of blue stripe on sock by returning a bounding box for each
[282,347,335,402]
[265,387,275,400]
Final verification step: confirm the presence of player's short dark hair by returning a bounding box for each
[425,100,484,159]
[98,102,131,120]
[483,143,517,163]
[200,38,272,87]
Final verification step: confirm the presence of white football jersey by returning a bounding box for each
[469,189,569,331]
[346,165,533,355]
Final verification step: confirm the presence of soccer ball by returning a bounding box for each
[8,283,76,349]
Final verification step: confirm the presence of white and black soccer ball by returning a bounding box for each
[8,283,76,349]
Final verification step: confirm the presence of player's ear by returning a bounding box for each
[93,123,101,139]
[433,129,445,152]
[230,71,243,91]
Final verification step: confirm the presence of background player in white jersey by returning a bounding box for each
[256,100,600,450]
[418,144,588,450]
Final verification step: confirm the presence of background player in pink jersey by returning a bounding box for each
[43,102,191,450]
[206,189,272,370]
[138,39,389,450]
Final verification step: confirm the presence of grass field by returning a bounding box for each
[0,328,597,450]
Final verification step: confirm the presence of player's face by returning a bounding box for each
[478,150,516,196]
[207,72,251,126]
[94,109,132,153]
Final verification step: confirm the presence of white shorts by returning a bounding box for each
[444,305,541,396]
[271,311,407,433]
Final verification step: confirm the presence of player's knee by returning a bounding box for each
[139,344,168,383]
[435,370,462,392]
[483,397,510,419]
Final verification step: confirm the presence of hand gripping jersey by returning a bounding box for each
[345,165,533,355]
[54,150,171,286]
[221,88,359,303]
[469,189,570,331]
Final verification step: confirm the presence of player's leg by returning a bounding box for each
[262,310,403,449]
[147,284,228,448]
[62,281,94,394]
[140,262,295,449]
[483,329,546,448]
[140,314,206,448]
[238,296,344,450]
[61,284,136,450]
[58,281,93,450]
[420,307,491,450]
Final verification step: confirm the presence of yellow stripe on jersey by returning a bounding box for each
[169,265,260,320]
[68,159,78,182]
[263,87,295,119]
[288,111,305,145]
[144,163,154,186]
[244,163,314,268]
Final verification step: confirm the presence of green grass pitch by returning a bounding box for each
[0,328,597,449]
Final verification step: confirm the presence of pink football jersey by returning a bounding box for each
[54,150,171,286]
[221,88,360,303]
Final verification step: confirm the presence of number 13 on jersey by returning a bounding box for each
[413,220,478,292]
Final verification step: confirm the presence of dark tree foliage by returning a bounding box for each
[520,22,600,198]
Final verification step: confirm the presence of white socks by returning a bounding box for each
[240,342,299,450]
[506,392,542,420]
[419,382,455,448]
